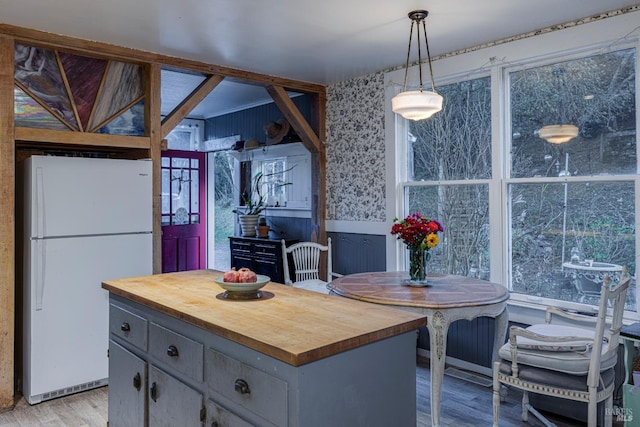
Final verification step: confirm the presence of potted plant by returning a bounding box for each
[233,170,291,237]
[255,216,270,238]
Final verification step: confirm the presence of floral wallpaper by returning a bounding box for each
[325,71,386,222]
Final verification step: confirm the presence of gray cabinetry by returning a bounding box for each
[108,295,418,427]
[108,342,146,427]
[205,349,287,426]
[148,366,203,426]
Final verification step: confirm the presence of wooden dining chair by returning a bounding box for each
[493,267,631,427]
[281,238,339,294]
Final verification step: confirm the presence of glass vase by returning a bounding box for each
[409,247,430,283]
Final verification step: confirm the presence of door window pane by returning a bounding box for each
[190,170,199,212]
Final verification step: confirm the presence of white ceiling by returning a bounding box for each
[2,0,639,118]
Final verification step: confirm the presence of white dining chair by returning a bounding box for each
[281,238,339,294]
[493,267,631,427]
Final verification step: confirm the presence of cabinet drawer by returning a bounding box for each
[149,322,203,382]
[253,242,279,256]
[205,349,287,426]
[110,303,148,350]
[230,240,252,253]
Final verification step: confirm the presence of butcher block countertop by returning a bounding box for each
[102,269,426,366]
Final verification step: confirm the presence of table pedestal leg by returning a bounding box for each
[426,310,449,427]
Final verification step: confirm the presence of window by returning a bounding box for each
[393,37,637,313]
[403,76,492,277]
[258,157,288,207]
[507,49,636,309]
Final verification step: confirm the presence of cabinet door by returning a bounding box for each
[253,257,280,282]
[149,365,203,426]
[206,399,254,427]
[253,242,282,283]
[108,341,146,427]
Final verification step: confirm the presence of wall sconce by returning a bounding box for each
[391,10,443,121]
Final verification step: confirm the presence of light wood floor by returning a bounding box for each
[0,359,612,426]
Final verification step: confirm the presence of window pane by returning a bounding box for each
[172,157,189,168]
[407,184,490,277]
[510,181,635,308]
[167,130,193,150]
[260,158,287,206]
[408,76,491,181]
[510,49,636,178]
[191,170,199,213]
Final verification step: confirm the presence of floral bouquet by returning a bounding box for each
[391,213,443,282]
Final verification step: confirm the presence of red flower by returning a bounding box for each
[391,213,443,250]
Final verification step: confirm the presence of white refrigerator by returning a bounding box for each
[18,155,153,404]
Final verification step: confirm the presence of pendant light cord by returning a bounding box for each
[401,20,415,92]
[422,19,437,93]
[401,14,437,94]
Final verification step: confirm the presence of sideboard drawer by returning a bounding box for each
[205,348,287,426]
[110,303,148,351]
[149,322,203,382]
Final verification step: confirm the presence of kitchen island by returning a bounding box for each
[102,270,426,427]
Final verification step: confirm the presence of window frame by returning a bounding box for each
[384,13,640,321]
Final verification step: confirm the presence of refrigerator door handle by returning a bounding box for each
[35,167,45,239]
[35,238,45,311]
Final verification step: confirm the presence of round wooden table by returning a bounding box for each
[328,271,509,427]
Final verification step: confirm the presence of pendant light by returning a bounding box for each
[391,10,443,121]
[539,69,579,144]
[539,124,579,144]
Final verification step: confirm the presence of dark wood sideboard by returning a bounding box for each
[229,237,297,284]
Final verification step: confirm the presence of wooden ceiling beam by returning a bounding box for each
[161,74,224,139]
[266,85,322,154]
[15,127,150,150]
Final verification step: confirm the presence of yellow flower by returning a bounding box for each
[426,233,439,248]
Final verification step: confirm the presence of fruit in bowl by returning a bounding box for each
[215,268,270,294]
[222,267,257,283]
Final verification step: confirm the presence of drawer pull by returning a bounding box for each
[133,372,141,391]
[120,322,130,332]
[167,345,179,357]
[150,382,158,402]
[234,379,251,395]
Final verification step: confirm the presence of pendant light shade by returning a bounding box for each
[538,69,579,144]
[392,90,443,121]
[391,10,442,121]
[539,124,579,144]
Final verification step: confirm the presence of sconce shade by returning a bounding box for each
[392,90,443,120]
[539,124,579,144]
[393,10,442,121]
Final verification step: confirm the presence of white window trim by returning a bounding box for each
[384,10,640,324]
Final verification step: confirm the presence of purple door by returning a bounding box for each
[161,150,206,273]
